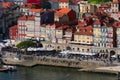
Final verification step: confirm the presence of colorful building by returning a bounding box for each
[64,27,74,44]
[1,2,20,39]
[59,0,69,8]
[93,20,102,47]
[55,8,76,23]
[26,15,35,38]
[74,25,93,45]
[56,25,68,43]
[114,22,120,48]
[9,25,18,40]
[18,15,27,40]
[111,0,120,13]
[40,24,46,41]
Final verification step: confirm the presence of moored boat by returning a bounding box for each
[0,67,9,72]
[0,65,17,72]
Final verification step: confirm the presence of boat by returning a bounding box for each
[0,65,17,72]
[0,67,9,72]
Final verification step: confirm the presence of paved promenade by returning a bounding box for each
[2,53,118,74]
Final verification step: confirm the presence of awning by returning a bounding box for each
[60,50,96,56]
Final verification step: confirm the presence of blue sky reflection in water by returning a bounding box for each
[0,66,116,80]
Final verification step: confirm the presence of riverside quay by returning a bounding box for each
[41,41,120,56]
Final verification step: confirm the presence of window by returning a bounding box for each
[94,24,97,27]
[116,4,118,7]
[87,49,89,52]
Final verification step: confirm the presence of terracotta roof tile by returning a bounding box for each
[59,0,69,2]
[27,15,35,20]
[74,25,93,35]
[41,24,46,27]
[20,3,33,8]
[29,9,43,13]
[93,20,101,25]
[55,11,64,17]
[114,22,120,28]
[18,16,28,20]
[10,25,18,29]
[2,2,14,9]
[58,8,72,14]
[77,21,87,28]
[113,0,120,3]
[56,25,69,30]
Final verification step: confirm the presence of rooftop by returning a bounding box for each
[2,2,14,9]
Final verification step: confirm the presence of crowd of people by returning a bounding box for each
[1,46,120,65]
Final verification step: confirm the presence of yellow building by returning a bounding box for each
[74,25,93,45]
[26,15,35,37]
[93,20,102,47]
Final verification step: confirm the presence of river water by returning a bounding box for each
[0,66,116,80]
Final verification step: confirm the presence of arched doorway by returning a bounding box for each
[57,46,60,49]
[110,50,116,56]
[66,46,71,50]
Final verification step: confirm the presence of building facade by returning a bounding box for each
[18,16,27,40]
[59,0,69,8]
[1,2,20,39]
[111,0,120,13]
[9,25,18,40]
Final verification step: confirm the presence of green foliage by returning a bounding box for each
[89,0,112,4]
[16,40,35,49]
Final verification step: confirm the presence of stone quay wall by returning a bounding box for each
[2,54,108,69]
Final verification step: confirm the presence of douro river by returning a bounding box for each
[0,66,116,80]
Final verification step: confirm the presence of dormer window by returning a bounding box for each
[93,24,97,27]
[98,24,101,27]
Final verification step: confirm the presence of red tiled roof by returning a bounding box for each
[59,0,69,2]
[74,25,93,35]
[2,2,14,9]
[113,0,120,3]
[18,16,28,20]
[41,24,46,27]
[58,8,72,14]
[93,20,101,25]
[56,25,69,30]
[77,21,86,28]
[27,15,35,20]
[29,9,43,13]
[10,25,18,29]
[113,22,120,28]
[55,11,64,17]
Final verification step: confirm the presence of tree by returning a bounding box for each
[89,0,112,4]
[16,40,36,49]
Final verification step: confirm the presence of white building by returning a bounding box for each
[59,0,69,8]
